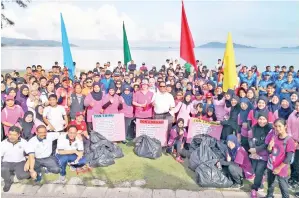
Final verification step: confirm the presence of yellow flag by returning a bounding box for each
[223,32,238,92]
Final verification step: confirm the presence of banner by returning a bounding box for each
[187,118,223,143]
[92,113,125,142]
[136,119,168,146]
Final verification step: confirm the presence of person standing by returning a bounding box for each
[1,126,35,192]
[152,81,175,133]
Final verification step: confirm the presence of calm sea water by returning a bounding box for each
[1,47,299,71]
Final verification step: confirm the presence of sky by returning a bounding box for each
[1,0,299,48]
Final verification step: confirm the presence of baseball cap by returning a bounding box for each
[114,72,120,77]
[5,95,14,101]
[206,92,213,98]
[75,112,85,117]
[105,70,112,75]
[62,77,68,82]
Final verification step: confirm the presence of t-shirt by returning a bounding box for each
[43,105,66,131]
[234,147,254,179]
[265,131,296,177]
[69,120,87,132]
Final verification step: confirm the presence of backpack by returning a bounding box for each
[283,136,294,164]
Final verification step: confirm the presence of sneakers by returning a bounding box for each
[69,165,76,172]
[3,180,13,192]
[230,183,243,189]
[176,156,184,163]
[59,175,66,182]
[250,189,257,198]
[35,173,42,183]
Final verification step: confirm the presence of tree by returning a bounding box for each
[1,0,30,28]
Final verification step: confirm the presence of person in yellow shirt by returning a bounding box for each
[82,77,93,96]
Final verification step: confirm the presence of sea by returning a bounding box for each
[1,47,299,72]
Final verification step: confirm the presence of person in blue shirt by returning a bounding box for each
[100,70,112,93]
[258,73,272,96]
[294,70,299,85]
[238,66,248,82]
[289,66,297,78]
[261,66,274,79]
[280,73,297,99]
[281,66,288,79]
[242,70,257,88]
[272,65,280,81]
[275,71,286,95]
[266,83,276,101]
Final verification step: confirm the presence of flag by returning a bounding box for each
[180,1,197,71]
[123,21,132,71]
[223,32,238,92]
[60,13,74,80]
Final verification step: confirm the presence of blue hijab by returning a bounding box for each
[278,98,293,120]
[121,84,133,106]
[227,135,240,161]
[239,98,253,123]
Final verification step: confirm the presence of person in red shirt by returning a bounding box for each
[69,112,89,140]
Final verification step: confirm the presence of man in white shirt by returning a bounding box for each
[152,81,175,132]
[43,94,68,132]
[55,125,85,182]
[27,125,60,182]
[1,126,35,192]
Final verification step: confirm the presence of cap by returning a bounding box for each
[94,73,100,77]
[195,92,202,97]
[114,72,120,77]
[5,95,14,101]
[206,92,213,98]
[62,77,68,82]
[75,112,85,117]
[105,70,112,75]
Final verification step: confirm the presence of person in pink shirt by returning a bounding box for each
[172,93,192,127]
[201,107,217,122]
[263,118,295,198]
[119,85,134,141]
[56,77,73,114]
[218,135,254,188]
[84,82,103,131]
[101,83,121,114]
[287,100,299,188]
[132,79,153,119]
[1,95,24,136]
[213,86,229,121]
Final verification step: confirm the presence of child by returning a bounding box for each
[248,113,272,198]
[263,118,295,198]
[202,107,217,122]
[219,135,254,188]
[18,111,36,141]
[193,103,205,119]
[238,98,253,152]
[167,118,187,163]
[69,112,89,140]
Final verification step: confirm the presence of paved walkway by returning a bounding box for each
[1,183,294,198]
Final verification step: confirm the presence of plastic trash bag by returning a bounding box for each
[133,135,162,159]
[89,147,115,167]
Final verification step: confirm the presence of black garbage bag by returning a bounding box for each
[90,132,107,143]
[90,147,115,167]
[195,160,233,188]
[133,135,162,159]
[111,144,124,158]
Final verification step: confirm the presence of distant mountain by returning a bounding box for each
[1,37,78,47]
[281,46,299,49]
[197,42,256,48]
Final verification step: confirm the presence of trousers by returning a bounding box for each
[34,156,60,174]
[290,150,299,182]
[56,154,86,176]
[251,159,267,190]
[222,163,243,184]
[153,112,173,136]
[266,169,289,198]
[1,161,30,183]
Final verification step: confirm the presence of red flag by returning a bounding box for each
[180,1,197,71]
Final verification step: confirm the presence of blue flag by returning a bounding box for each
[60,13,74,80]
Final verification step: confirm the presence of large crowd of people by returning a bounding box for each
[1,59,299,198]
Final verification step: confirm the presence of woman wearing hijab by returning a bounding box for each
[167,118,187,163]
[273,98,293,120]
[18,111,36,141]
[172,93,193,128]
[34,105,45,127]
[248,96,274,128]
[1,82,7,109]
[237,98,253,152]
[220,94,241,141]
[185,82,194,95]
[16,85,29,112]
[248,112,272,197]
[101,82,122,114]
[290,92,299,109]
[119,84,134,141]
[84,82,103,131]
[115,80,123,96]
[202,107,217,122]
[268,95,280,113]
[218,135,254,188]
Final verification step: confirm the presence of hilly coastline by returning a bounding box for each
[1,37,78,47]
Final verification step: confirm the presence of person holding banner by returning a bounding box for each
[152,81,175,133]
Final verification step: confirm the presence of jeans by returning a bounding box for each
[251,159,267,190]
[34,156,60,175]
[1,161,30,183]
[56,154,86,176]
[266,169,289,198]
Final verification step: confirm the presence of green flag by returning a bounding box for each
[123,21,132,71]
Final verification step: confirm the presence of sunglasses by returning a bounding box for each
[160,86,166,88]
[87,81,92,83]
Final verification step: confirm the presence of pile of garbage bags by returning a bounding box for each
[133,135,162,159]
[188,134,233,188]
[84,131,124,167]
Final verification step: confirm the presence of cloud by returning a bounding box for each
[1,2,179,42]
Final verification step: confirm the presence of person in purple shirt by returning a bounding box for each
[248,112,272,197]
[16,85,29,112]
[264,118,295,198]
